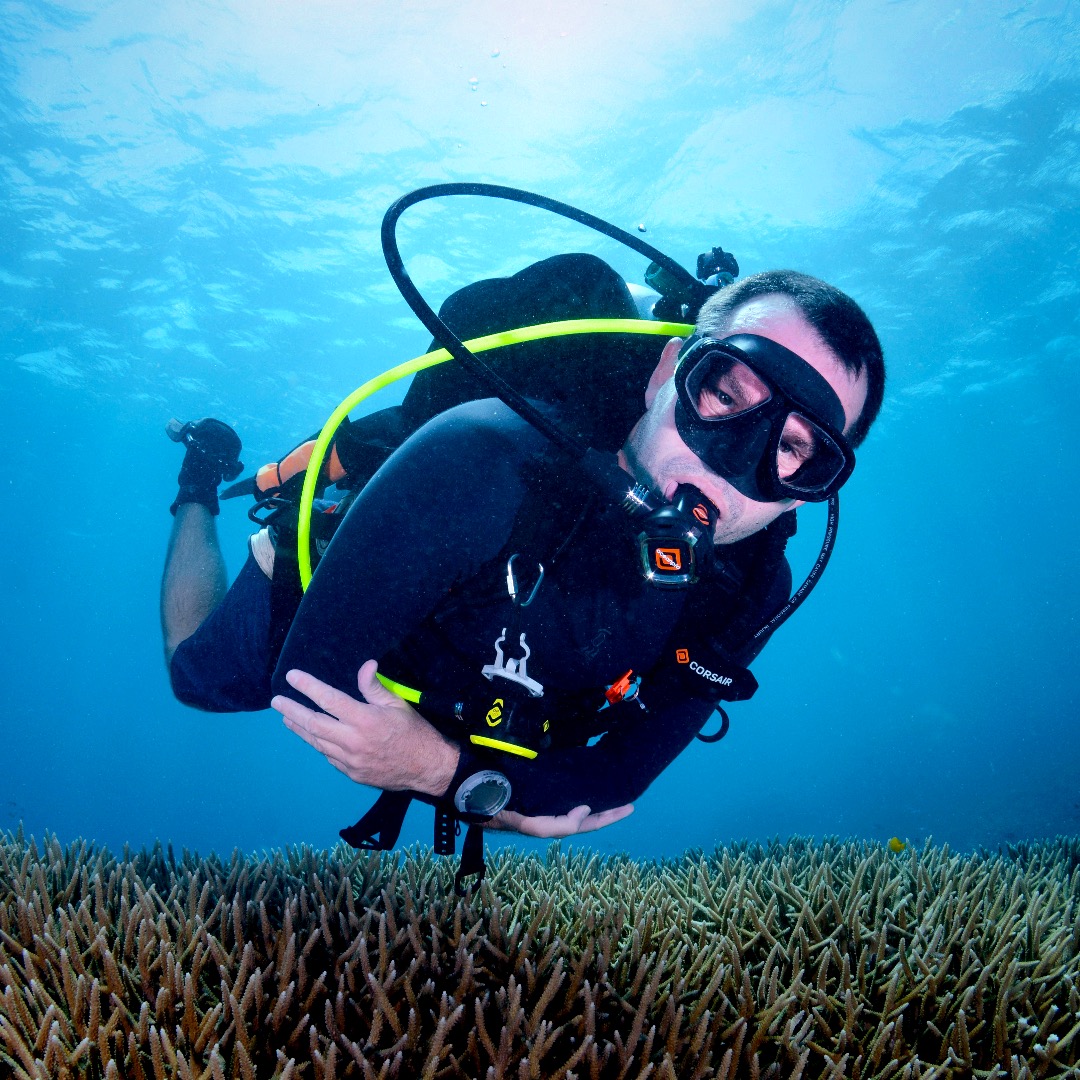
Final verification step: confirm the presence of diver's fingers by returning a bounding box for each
[283,669,367,723]
[318,753,353,778]
[559,805,593,830]
[573,804,635,833]
[506,813,564,838]
[356,660,406,708]
[484,810,558,837]
[272,693,351,757]
[489,804,634,839]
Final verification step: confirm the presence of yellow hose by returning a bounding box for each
[297,317,693,589]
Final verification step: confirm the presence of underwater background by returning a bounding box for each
[2,0,1077,862]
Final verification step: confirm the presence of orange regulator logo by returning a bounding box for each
[692,503,710,526]
[675,648,690,664]
[655,547,682,571]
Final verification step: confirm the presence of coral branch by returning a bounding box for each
[1,831,1079,1078]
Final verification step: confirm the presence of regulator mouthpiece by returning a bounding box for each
[580,451,718,589]
[636,483,717,588]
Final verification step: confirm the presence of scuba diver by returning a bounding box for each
[160,186,884,885]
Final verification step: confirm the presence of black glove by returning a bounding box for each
[167,418,243,516]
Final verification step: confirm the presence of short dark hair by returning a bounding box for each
[695,270,885,447]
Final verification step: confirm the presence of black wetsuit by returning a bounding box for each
[171,398,792,817]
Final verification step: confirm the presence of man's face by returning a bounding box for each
[620,294,869,545]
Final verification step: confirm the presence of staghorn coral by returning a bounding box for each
[1,829,1079,1079]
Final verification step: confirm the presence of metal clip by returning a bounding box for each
[506,554,544,607]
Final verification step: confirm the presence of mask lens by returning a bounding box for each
[776,413,848,494]
[683,350,772,420]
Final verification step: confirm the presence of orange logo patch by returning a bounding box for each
[692,503,710,526]
[676,648,690,664]
[655,547,682,571]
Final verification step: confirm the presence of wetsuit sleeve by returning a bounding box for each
[457,674,719,817]
[272,401,542,703]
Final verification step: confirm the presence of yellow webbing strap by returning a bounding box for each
[375,679,543,762]
[298,317,693,589]
[468,735,539,759]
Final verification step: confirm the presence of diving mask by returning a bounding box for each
[674,333,856,503]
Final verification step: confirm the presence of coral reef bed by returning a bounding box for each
[1,831,1079,1079]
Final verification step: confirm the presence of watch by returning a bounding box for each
[453,769,512,818]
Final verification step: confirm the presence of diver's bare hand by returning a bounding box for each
[273,660,460,797]
[485,803,634,838]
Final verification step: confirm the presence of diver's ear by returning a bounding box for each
[645,337,683,408]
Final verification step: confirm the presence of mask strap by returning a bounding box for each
[676,331,702,361]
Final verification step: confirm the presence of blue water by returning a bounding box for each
[2,0,1077,861]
